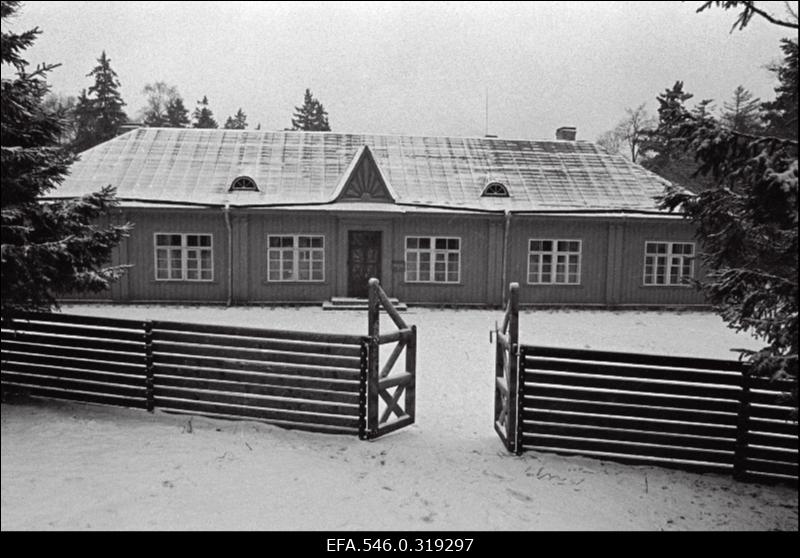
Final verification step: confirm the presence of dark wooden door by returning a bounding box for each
[348,231,381,297]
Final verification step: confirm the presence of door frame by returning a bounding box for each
[347,230,383,297]
[336,218,394,297]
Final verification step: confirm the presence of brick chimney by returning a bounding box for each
[555,126,577,141]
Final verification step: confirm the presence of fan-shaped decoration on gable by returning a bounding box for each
[482,181,509,197]
[336,146,395,203]
[230,176,258,192]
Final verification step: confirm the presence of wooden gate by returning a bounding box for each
[493,283,798,484]
[364,278,417,439]
[493,283,521,452]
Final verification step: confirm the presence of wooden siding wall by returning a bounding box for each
[123,209,229,302]
[389,215,503,305]
[619,220,707,305]
[62,208,707,306]
[506,217,610,305]
[245,212,337,303]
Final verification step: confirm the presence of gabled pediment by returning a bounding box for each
[331,145,396,203]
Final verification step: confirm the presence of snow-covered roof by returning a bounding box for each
[48,127,673,212]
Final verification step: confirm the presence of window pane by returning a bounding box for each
[407,238,418,249]
[170,234,182,246]
[541,241,552,251]
[187,235,199,247]
[530,240,541,251]
[418,238,430,249]
[447,239,459,250]
[269,237,281,248]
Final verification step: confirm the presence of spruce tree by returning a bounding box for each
[72,51,127,151]
[223,108,248,129]
[640,82,716,192]
[1,0,130,314]
[192,95,218,129]
[291,88,331,131]
[762,38,798,141]
[720,85,763,134]
[165,95,190,127]
[655,4,798,410]
[72,88,96,152]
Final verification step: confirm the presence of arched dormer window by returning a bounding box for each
[230,176,258,192]
[481,181,509,197]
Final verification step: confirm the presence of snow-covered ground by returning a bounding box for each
[2,305,797,531]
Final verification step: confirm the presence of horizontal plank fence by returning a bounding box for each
[2,281,415,439]
[149,320,366,436]
[494,284,798,485]
[1,312,150,410]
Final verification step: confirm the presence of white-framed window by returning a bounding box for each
[527,239,582,285]
[154,233,213,281]
[644,241,695,286]
[405,236,461,283]
[267,235,325,282]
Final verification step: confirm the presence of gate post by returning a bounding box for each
[366,278,381,438]
[358,337,369,440]
[405,324,417,423]
[507,283,520,452]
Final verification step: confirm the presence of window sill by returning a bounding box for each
[640,284,695,289]
[262,280,329,286]
[404,281,464,287]
[526,283,584,288]
[152,280,218,285]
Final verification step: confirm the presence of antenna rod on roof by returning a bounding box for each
[485,86,489,137]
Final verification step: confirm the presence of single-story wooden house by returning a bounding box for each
[47,126,707,307]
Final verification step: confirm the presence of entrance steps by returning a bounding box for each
[322,297,408,311]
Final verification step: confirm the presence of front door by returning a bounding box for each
[348,231,382,298]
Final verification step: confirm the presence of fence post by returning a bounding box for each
[366,278,381,438]
[144,321,154,412]
[733,367,751,481]
[507,282,520,453]
[358,337,369,440]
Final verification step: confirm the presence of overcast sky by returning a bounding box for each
[3,1,797,141]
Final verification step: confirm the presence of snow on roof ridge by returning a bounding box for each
[121,126,597,145]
